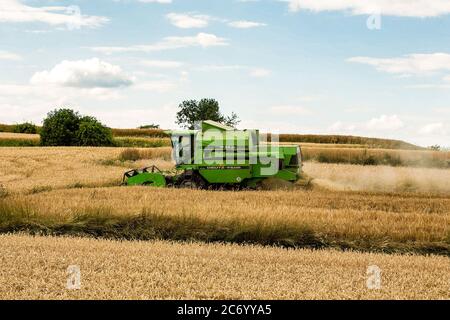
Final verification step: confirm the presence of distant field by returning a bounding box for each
[1,123,424,149]
[0,132,40,146]
[1,133,447,168]
[0,234,448,299]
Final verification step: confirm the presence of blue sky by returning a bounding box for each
[1,0,450,147]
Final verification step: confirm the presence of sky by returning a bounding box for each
[1,0,450,147]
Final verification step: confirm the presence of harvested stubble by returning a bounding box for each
[0,147,173,194]
[0,234,448,300]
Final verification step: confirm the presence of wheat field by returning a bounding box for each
[0,146,449,299]
[0,234,448,300]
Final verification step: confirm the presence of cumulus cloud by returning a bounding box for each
[30,58,133,88]
[366,114,404,131]
[281,0,450,18]
[166,13,211,28]
[0,0,109,29]
[0,50,21,61]
[91,33,228,54]
[228,20,267,28]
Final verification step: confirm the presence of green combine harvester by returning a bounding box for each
[123,120,307,190]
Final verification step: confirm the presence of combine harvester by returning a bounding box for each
[123,120,309,190]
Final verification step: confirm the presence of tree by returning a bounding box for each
[14,122,38,134]
[76,116,113,146]
[40,109,81,146]
[40,108,113,146]
[429,145,441,151]
[175,99,240,129]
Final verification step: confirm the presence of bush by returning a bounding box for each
[13,122,38,134]
[77,117,113,146]
[40,108,113,147]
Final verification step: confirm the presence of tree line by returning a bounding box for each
[9,99,239,147]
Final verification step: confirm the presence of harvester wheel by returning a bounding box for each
[176,171,206,190]
[179,180,197,189]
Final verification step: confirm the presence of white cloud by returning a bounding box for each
[366,114,404,131]
[228,20,266,28]
[0,50,21,61]
[419,123,448,135]
[348,53,450,76]
[30,58,133,88]
[141,60,184,68]
[329,115,404,134]
[0,0,109,29]
[166,13,211,28]
[166,13,266,29]
[91,33,228,54]
[282,0,450,18]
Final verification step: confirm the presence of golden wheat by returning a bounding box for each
[0,147,172,194]
[0,132,40,140]
[0,234,448,300]
[4,186,449,245]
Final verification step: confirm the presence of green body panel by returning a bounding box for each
[126,172,167,187]
[199,167,252,184]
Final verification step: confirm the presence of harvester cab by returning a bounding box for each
[123,120,306,189]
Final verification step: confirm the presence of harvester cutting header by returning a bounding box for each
[123,120,305,190]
